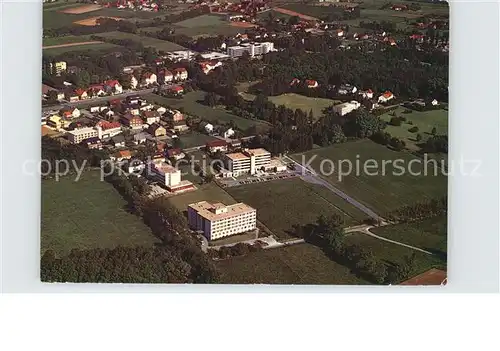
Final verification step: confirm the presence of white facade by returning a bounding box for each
[227,42,275,58]
[224,148,271,176]
[224,128,235,139]
[130,76,138,89]
[332,101,361,116]
[67,127,98,144]
[188,201,257,241]
[148,162,182,188]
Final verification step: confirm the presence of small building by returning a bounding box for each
[223,128,235,139]
[204,123,214,134]
[332,101,361,116]
[142,110,161,125]
[147,123,167,137]
[104,80,123,94]
[120,113,144,129]
[112,135,126,148]
[148,160,195,193]
[338,84,357,95]
[306,79,318,88]
[140,72,157,86]
[168,85,184,95]
[81,137,102,150]
[171,120,189,133]
[164,109,184,122]
[166,148,185,161]
[172,68,188,81]
[67,127,99,144]
[359,89,374,99]
[133,132,149,145]
[206,140,228,154]
[378,91,395,103]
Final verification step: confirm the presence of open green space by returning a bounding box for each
[43,8,94,29]
[41,170,159,257]
[175,14,227,28]
[171,14,242,38]
[226,177,368,241]
[344,232,446,277]
[292,139,447,214]
[179,132,219,149]
[371,216,447,256]
[146,92,270,132]
[96,31,187,51]
[269,93,339,120]
[379,106,448,151]
[216,243,369,284]
[167,182,237,214]
[42,34,94,47]
[42,42,122,56]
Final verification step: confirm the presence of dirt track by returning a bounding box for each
[42,41,103,50]
[273,7,318,21]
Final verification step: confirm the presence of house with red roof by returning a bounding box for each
[142,110,161,125]
[306,80,318,88]
[95,120,123,139]
[168,85,184,95]
[199,61,222,75]
[120,113,144,129]
[158,69,173,84]
[140,72,157,87]
[290,78,300,86]
[172,67,188,81]
[359,89,374,99]
[166,148,185,161]
[206,140,228,154]
[378,91,395,103]
[104,79,123,94]
[89,84,106,97]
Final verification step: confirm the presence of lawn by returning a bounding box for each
[371,216,447,257]
[179,132,219,149]
[167,182,237,214]
[41,171,159,257]
[43,8,95,29]
[96,31,187,51]
[269,93,339,120]
[379,106,448,150]
[292,139,447,214]
[344,232,446,279]
[226,177,368,241]
[172,14,242,37]
[146,92,270,132]
[42,34,94,47]
[216,243,369,284]
[42,42,121,56]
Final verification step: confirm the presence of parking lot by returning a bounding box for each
[218,171,298,188]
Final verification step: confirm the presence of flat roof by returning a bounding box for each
[150,161,180,174]
[189,201,255,222]
[247,148,271,157]
[225,152,250,161]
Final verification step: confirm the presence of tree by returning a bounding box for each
[348,109,386,138]
[288,16,300,26]
[431,127,437,135]
[416,133,422,142]
[204,91,218,107]
[330,124,347,144]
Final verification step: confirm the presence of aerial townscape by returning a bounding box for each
[41,0,449,286]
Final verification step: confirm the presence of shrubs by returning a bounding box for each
[389,117,403,126]
[408,126,419,133]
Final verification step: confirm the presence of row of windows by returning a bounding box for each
[211,225,254,238]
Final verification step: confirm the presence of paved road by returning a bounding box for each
[284,155,383,221]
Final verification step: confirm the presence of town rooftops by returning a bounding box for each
[246,148,270,157]
[225,152,250,161]
[188,201,256,222]
[151,161,179,174]
[206,140,228,148]
[97,121,121,130]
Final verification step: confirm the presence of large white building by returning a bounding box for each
[332,101,361,116]
[227,42,275,58]
[188,201,257,241]
[148,161,194,193]
[223,148,271,176]
[67,127,99,144]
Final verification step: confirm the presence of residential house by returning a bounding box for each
[142,111,161,125]
[64,90,80,102]
[60,107,80,119]
[133,132,149,145]
[126,95,140,105]
[204,123,214,134]
[199,61,222,75]
[89,84,106,97]
[112,135,126,148]
[81,137,102,150]
[148,123,167,137]
[431,99,439,106]
[120,113,144,129]
[96,120,122,139]
[359,89,374,99]
[224,128,235,139]
[378,91,395,103]
[335,29,344,37]
[166,148,185,161]
[104,80,123,94]
[173,68,188,81]
[206,140,228,154]
[46,115,63,131]
[338,84,357,95]
[140,72,157,87]
[111,149,132,162]
[171,120,189,133]
[164,109,184,122]
[129,75,138,89]
[290,78,300,86]
[139,103,154,112]
[306,80,318,88]
[168,85,184,96]
[158,69,173,84]
[75,88,88,100]
[157,106,167,115]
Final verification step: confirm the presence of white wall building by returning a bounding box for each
[148,161,194,192]
[188,201,257,241]
[227,42,275,58]
[332,101,361,116]
[224,148,271,176]
[67,127,98,144]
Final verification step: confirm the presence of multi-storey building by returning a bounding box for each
[147,161,195,193]
[223,148,271,176]
[227,42,274,58]
[67,127,99,144]
[187,201,257,241]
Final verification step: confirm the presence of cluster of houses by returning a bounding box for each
[106,0,160,12]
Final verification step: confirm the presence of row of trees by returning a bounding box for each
[385,197,447,223]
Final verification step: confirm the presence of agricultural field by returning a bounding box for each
[41,171,159,257]
[269,93,339,120]
[379,106,448,151]
[96,31,187,51]
[175,14,228,28]
[179,131,219,149]
[292,139,447,214]
[226,177,368,241]
[146,92,270,132]
[216,243,369,284]
[371,216,447,257]
[171,14,242,38]
[167,183,237,214]
[42,34,95,47]
[344,232,446,278]
[42,42,121,56]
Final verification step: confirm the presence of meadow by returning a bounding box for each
[292,139,448,214]
[41,171,159,257]
[95,31,187,51]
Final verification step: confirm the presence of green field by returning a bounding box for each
[96,31,187,51]
[344,232,446,278]
[175,14,227,28]
[269,93,339,120]
[292,139,447,214]
[172,14,242,38]
[42,171,159,257]
[216,243,369,284]
[226,177,367,241]
[146,92,270,132]
[379,106,448,150]
[42,42,122,56]
[42,35,95,47]
[371,216,447,256]
[179,132,219,149]
[167,183,237,214]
